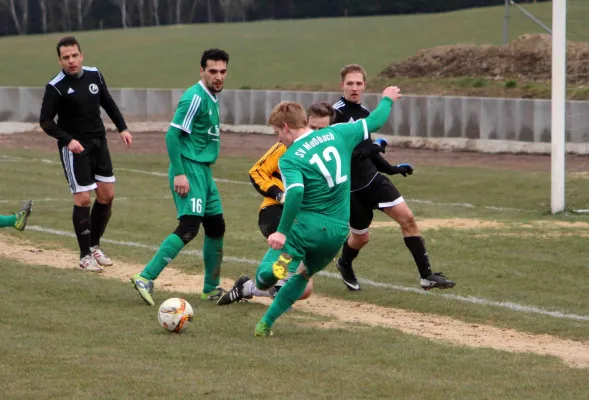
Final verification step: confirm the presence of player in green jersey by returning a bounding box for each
[253,86,403,336]
[130,49,230,306]
[0,200,33,231]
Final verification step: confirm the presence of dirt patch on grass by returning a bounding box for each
[1,233,589,368]
[373,218,589,233]
[372,218,505,230]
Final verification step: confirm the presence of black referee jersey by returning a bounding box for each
[40,66,127,147]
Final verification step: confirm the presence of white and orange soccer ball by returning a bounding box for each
[157,298,194,333]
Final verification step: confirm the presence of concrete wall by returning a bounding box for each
[2,86,588,144]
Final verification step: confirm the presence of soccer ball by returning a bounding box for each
[157,298,194,333]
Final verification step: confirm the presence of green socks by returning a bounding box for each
[261,273,308,327]
[203,235,223,293]
[140,233,223,293]
[141,234,185,280]
[0,214,17,228]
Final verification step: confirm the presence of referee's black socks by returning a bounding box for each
[90,200,112,247]
[404,236,432,278]
[73,205,91,258]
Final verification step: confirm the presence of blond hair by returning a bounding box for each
[268,101,308,129]
[340,64,367,82]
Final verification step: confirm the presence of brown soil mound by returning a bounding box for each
[379,34,589,83]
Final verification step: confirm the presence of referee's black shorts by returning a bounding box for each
[58,137,115,194]
[349,173,403,234]
[258,204,283,238]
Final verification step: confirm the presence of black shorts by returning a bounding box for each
[349,173,403,234]
[258,204,283,238]
[58,137,115,194]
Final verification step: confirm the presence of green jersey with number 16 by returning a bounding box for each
[169,81,221,164]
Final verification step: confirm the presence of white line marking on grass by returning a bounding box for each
[26,225,258,266]
[0,155,538,212]
[25,224,589,322]
[117,167,249,185]
[0,196,172,203]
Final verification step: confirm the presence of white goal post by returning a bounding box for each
[551,0,567,214]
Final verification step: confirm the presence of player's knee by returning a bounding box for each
[397,209,417,230]
[202,214,225,239]
[173,215,202,245]
[351,232,370,247]
[96,191,114,204]
[74,192,92,207]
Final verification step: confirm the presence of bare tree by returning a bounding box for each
[136,0,144,26]
[218,0,252,22]
[111,0,128,28]
[76,0,93,30]
[187,0,198,23]
[38,0,47,33]
[62,0,71,31]
[174,0,181,24]
[0,0,29,34]
[218,0,229,22]
[151,0,159,25]
[205,0,211,22]
[236,0,253,21]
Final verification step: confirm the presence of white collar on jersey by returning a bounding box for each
[198,81,218,103]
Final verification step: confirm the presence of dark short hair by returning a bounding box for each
[57,36,81,57]
[200,48,230,69]
[307,102,335,124]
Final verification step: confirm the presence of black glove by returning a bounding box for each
[389,163,414,177]
[275,191,285,204]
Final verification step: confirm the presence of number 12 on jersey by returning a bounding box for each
[309,146,348,188]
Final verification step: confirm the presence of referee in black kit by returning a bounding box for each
[40,36,132,272]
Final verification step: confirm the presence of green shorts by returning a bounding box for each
[169,158,223,219]
[260,211,349,277]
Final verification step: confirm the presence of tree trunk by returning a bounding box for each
[137,0,144,26]
[6,0,22,34]
[175,0,181,24]
[21,0,28,33]
[38,0,47,33]
[120,0,127,28]
[63,0,71,31]
[218,0,229,22]
[152,0,159,25]
[166,0,172,24]
[77,0,83,29]
[187,0,197,23]
[205,0,211,22]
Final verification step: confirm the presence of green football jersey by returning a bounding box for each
[170,81,221,164]
[278,119,370,223]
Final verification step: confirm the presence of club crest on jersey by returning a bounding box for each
[89,83,99,94]
[207,125,220,137]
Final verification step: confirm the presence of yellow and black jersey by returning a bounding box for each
[248,142,286,210]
